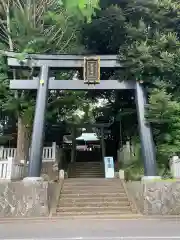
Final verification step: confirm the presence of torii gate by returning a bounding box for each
[7,53,157,178]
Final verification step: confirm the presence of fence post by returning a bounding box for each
[0,146,4,159]
[6,157,14,180]
[170,156,180,178]
[52,142,56,162]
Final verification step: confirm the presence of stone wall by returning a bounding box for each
[126,181,143,213]
[144,181,180,215]
[0,180,63,218]
[41,162,59,181]
[126,180,180,215]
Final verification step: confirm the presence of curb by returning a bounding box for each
[0,215,180,223]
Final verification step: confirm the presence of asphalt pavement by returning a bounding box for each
[0,218,180,240]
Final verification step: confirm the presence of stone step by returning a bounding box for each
[64,181,122,184]
[70,173,104,176]
[70,170,104,172]
[70,173,104,175]
[70,168,103,170]
[70,172,104,174]
[54,213,142,218]
[55,177,134,217]
[73,165,103,168]
[57,206,131,213]
[63,184,124,189]
[71,167,103,170]
[72,165,104,170]
[64,181,123,185]
[64,185,123,189]
[64,178,120,182]
[70,172,104,173]
[62,188,125,194]
[70,167,103,170]
[69,175,105,178]
[70,161,104,166]
[72,170,103,172]
[60,195,129,202]
[69,175,104,178]
[70,165,102,168]
[60,192,127,197]
[63,186,124,190]
[62,189,124,193]
[69,162,105,178]
[58,201,130,208]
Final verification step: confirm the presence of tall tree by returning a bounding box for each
[82,0,180,169]
[0,0,99,161]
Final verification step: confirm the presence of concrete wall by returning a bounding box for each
[126,180,180,215]
[0,180,63,218]
[1,179,180,217]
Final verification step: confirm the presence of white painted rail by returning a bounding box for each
[0,142,58,162]
[0,142,60,180]
[0,160,8,179]
[0,157,25,180]
[170,156,180,178]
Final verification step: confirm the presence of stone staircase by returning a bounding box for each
[56,178,138,218]
[68,161,104,178]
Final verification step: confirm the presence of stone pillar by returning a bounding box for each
[28,65,49,178]
[135,82,157,177]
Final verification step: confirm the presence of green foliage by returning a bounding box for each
[63,0,100,22]
[148,82,180,164]
[82,5,126,53]
[116,0,180,166]
[83,0,180,170]
[118,31,180,82]
[123,142,144,181]
[1,0,180,171]
[0,0,96,133]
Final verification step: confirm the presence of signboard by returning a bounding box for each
[104,156,115,178]
[83,57,100,84]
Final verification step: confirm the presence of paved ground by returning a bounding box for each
[0,219,180,240]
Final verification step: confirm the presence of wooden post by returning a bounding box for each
[6,157,14,180]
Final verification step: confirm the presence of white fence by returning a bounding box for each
[0,142,59,162]
[0,142,60,180]
[170,156,180,178]
[0,157,25,180]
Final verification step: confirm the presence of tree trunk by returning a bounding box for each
[16,116,31,162]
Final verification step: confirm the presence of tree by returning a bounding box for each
[82,5,126,54]
[63,0,100,22]
[117,0,180,168]
[81,0,180,171]
[0,0,100,161]
[148,81,180,168]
